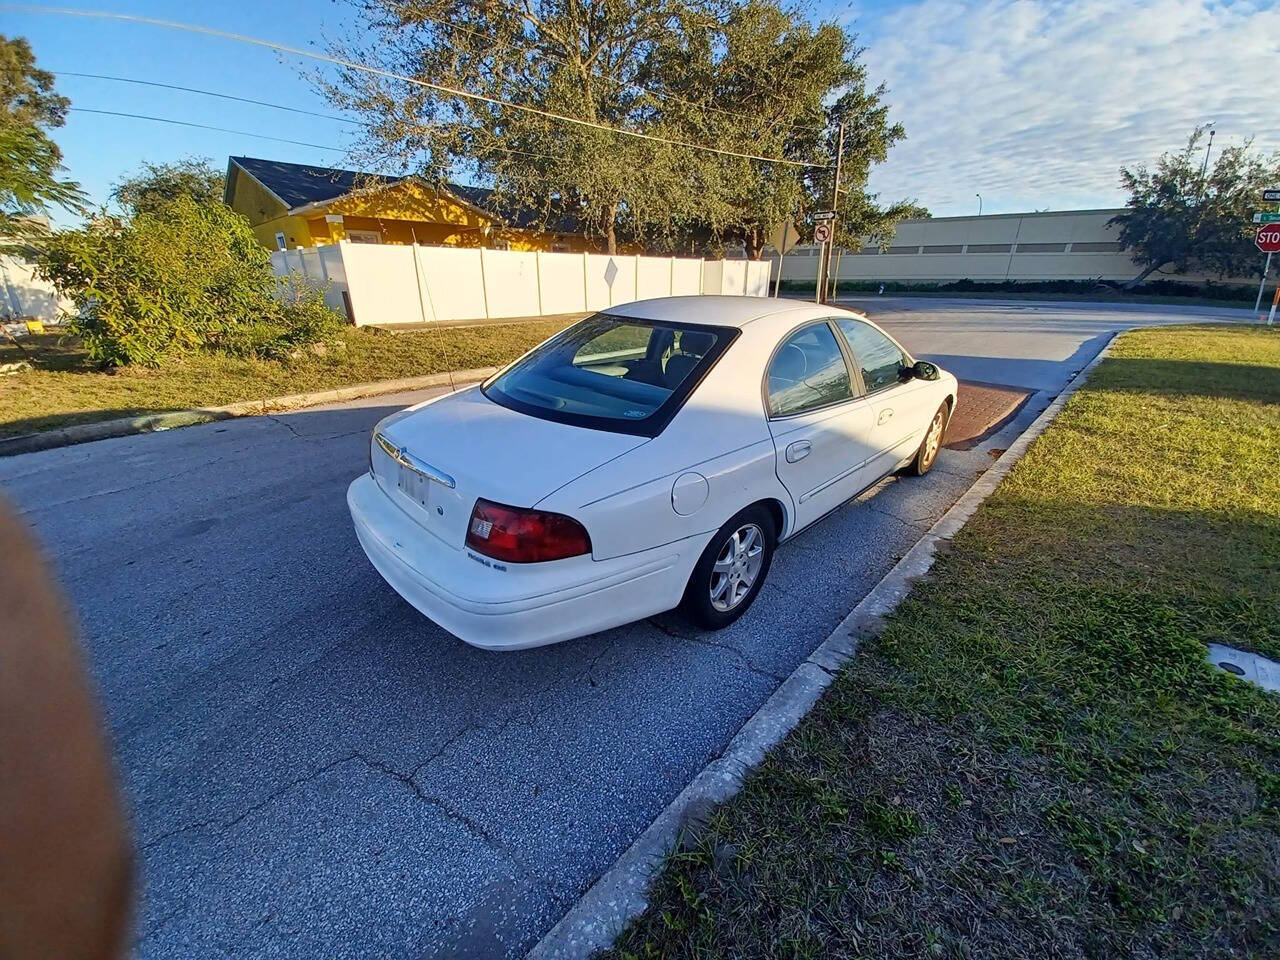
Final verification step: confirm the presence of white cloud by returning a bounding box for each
[851,0,1280,216]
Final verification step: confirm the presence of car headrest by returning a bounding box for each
[664,353,701,387]
[679,331,717,356]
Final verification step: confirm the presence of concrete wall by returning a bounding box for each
[775,208,1254,286]
[272,243,773,326]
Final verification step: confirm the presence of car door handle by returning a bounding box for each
[878,408,894,425]
[785,440,812,463]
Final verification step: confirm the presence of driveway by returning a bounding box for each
[0,300,1245,958]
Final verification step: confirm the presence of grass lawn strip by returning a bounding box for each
[604,324,1280,960]
[0,317,581,439]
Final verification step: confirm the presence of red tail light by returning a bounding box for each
[465,498,592,563]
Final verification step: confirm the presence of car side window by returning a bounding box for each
[835,318,908,393]
[766,323,853,417]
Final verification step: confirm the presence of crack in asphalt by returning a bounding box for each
[647,618,787,683]
[862,501,936,526]
[140,752,359,853]
[139,644,618,875]
[16,458,227,514]
[264,414,367,445]
[349,752,504,850]
[141,751,503,856]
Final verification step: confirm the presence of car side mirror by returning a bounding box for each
[900,360,940,382]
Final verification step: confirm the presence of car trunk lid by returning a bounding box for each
[374,387,647,550]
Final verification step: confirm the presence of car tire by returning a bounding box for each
[681,504,776,630]
[907,402,950,476]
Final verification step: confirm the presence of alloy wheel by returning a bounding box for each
[922,409,945,469]
[709,523,765,612]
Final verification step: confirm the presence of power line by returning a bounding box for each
[68,108,348,152]
[62,76,569,165]
[54,71,364,124]
[8,4,828,169]
[71,107,579,224]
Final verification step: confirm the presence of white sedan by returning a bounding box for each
[348,296,957,650]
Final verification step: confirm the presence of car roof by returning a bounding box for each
[608,295,866,329]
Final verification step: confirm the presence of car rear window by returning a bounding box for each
[483,313,737,437]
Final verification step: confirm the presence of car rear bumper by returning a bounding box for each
[347,474,700,650]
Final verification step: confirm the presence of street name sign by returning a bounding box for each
[1263,189,1280,202]
[813,210,837,221]
[1256,224,1280,253]
[1253,212,1280,223]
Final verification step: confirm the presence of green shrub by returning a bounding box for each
[36,196,341,366]
[276,278,343,346]
[212,280,342,361]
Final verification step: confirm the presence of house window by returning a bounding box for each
[346,229,382,244]
[274,232,287,251]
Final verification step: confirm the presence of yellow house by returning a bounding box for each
[224,156,589,253]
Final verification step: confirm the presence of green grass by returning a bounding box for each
[604,324,1280,960]
[0,318,580,438]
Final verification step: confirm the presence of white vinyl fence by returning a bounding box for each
[271,243,772,327]
[1,254,72,324]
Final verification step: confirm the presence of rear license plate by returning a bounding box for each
[397,464,431,507]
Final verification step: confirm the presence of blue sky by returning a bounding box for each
[8,0,1279,223]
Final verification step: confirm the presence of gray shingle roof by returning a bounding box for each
[229,156,582,234]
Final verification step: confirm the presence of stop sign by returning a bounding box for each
[1257,224,1280,253]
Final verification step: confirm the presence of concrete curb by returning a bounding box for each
[526,334,1120,960]
[0,366,499,458]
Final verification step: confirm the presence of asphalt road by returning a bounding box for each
[0,298,1247,959]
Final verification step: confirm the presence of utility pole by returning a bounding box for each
[822,122,846,304]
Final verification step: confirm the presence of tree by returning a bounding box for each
[0,35,83,251]
[1111,127,1280,287]
[0,35,67,127]
[321,0,917,256]
[323,0,714,254]
[647,0,923,258]
[112,157,225,217]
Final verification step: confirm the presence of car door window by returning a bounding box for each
[835,318,908,393]
[766,323,853,417]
